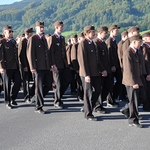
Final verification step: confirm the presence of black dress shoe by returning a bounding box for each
[11,100,18,106]
[94,106,106,114]
[6,104,12,109]
[129,123,143,128]
[120,108,129,118]
[107,101,119,108]
[86,116,97,121]
[30,95,36,103]
[25,98,31,104]
[54,102,63,109]
[35,108,45,114]
[60,100,63,105]
[80,107,84,112]
[77,97,84,102]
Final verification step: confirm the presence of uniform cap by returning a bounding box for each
[84,25,95,32]
[35,21,44,27]
[108,24,120,32]
[3,25,12,31]
[142,32,150,38]
[121,31,128,36]
[97,26,108,32]
[24,27,34,34]
[129,35,142,43]
[78,32,84,38]
[127,26,139,33]
[70,34,78,39]
[54,20,63,26]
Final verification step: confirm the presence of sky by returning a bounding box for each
[0,0,22,5]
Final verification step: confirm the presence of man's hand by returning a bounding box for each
[133,84,139,89]
[102,70,107,77]
[111,66,116,72]
[23,67,28,72]
[85,76,90,83]
[0,68,5,74]
[146,74,150,81]
[31,69,37,74]
[51,65,58,73]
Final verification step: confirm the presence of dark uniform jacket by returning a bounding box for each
[122,38,146,75]
[66,44,72,67]
[18,38,29,69]
[141,43,150,75]
[0,38,19,69]
[78,38,100,77]
[47,34,68,69]
[117,40,124,68]
[106,37,120,69]
[71,43,79,71]
[122,38,130,54]
[93,38,111,74]
[122,47,143,86]
[27,34,50,71]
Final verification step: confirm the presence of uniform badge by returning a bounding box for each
[86,39,91,44]
[39,45,41,47]
[5,39,9,42]
[102,50,105,55]
[99,39,103,43]
[56,43,60,46]
[131,49,136,54]
[136,59,139,62]
[5,46,9,49]
[91,50,94,52]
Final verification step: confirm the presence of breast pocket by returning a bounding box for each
[5,46,10,50]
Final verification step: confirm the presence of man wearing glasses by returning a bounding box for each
[0,25,21,109]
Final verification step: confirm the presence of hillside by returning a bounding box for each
[0,0,150,38]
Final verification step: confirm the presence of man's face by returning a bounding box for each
[28,32,33,38]
[133,31,139,36]
[99,31,108,39]
[133,40,142,49]
[36,26,44,35]
[78,37,84,43]
[112,29,119,37]
[4,29,13,38]
[143,36,150,43]
[55,25,64,34]
[71,38,77,44]
[128,31,139,38]
[88,30,95,39]
[122,35,128,41]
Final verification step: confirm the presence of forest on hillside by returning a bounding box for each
[0,0,150,38]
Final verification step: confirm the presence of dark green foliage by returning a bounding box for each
[0,0,150,38]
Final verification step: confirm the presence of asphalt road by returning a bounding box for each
[0,90,150,150]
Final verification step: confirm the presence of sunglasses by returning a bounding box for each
[9,30,14,33]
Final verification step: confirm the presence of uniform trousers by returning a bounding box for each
[146,81,150,104]
[95,74,111,109]
[2,69,21,104]
[108,67,122,103]
[70,70,77,93]
[53,68,72,104]
[0,74,3,93]
[76,73,84,100]
[81,76,101,118]
[21,70,35,100]
[124,86,146,124]
[34,70,52,109]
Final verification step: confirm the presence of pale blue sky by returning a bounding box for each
[0,0,22,5]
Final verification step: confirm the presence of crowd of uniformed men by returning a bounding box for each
[0,20,150,128]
